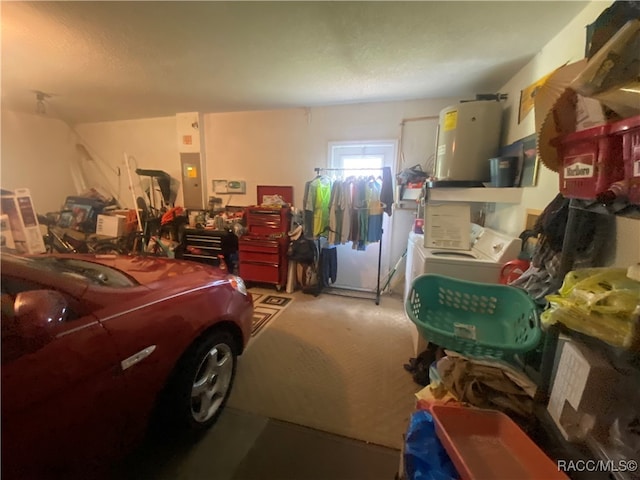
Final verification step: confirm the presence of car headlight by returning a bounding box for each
[227,275,248,296]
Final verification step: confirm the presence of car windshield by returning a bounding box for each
[10,255,138,288]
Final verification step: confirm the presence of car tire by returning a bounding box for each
[161,330,238,432]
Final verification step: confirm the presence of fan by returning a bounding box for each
[533,59,587,172]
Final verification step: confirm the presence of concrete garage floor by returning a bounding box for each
[116,407,401,480]
[115,290,417,479]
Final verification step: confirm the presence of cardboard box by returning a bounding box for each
[96,214,126,237]
[0,214,16,250]
[573,19,640,97]
[574,94,606,131]
[547,341,619,442]
[424,203,471,250]
[0,188,46,254]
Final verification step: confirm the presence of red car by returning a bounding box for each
[1,253,253,479]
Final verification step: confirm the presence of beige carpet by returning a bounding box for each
[229,290,420,450]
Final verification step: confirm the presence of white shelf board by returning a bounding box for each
[427,187,522,204]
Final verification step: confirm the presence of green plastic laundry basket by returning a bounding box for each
[405,274,541,359]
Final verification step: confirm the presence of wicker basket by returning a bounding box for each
[405,274,541,359]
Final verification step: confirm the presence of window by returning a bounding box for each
[328,142,395,177]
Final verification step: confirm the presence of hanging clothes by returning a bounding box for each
[328,178,354,245]
[306,170,389,246]
[304,176,332,237]
[349,178,366,249]
[302,180,314,237]
[340,180,353,244]
[304,168,390,305]
[320,246,338,287]
[328,179,342,245]
[367,177,383,243]
[381,166,394,217]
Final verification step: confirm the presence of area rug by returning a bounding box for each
[229,291,419,450]
[250,289,294,337]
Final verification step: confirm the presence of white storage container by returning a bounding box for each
[0,188,46,254]
[96,214,126,237]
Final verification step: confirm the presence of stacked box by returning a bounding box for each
[0,188,46,254]
[554,123,624,199]
[610,115,640,204]
[96,214,126,237]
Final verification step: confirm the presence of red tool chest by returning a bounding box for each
[238,186,293,290]
[238,235,290,289]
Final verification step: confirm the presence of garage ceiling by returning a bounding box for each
[1,1,591,124]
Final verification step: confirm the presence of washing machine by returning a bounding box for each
[419,227,522,283]
[403,231,425,302]
[404,227,521,355]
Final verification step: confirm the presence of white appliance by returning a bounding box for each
[434,100,503,183]
[404,227,521,356]
[419,227,521,283]
[405,227,521,300]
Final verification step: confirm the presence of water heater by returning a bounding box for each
[434,100,503,185]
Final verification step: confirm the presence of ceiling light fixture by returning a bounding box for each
[34,91,51,115]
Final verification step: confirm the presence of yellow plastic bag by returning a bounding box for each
[542,268,640,349]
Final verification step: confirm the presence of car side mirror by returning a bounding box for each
[11,290,68,352]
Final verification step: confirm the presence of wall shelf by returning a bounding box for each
[426,187,523,204]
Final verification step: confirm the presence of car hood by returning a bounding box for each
[88,254,229,289]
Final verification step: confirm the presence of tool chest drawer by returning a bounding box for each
[240,251,279,263]
[238,235,289,290]
[238,237,280,253]
[239,261,280,284]
[245,206,291,235]
[178,228,238,268]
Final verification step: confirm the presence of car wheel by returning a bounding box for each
[164,330,238,431]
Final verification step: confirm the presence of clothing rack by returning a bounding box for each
[313,166,384,305]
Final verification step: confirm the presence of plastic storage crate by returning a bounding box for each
[405,274,541,359]
[610,115,640,204]
[431,405,568,480]
[553,123,624,200]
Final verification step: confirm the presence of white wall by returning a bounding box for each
[204,98,457,282]
[0,110,79,213]
[203,99,455,208]
[73,116,179,209]
[67,98,456,281]
[489,0,639,268]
